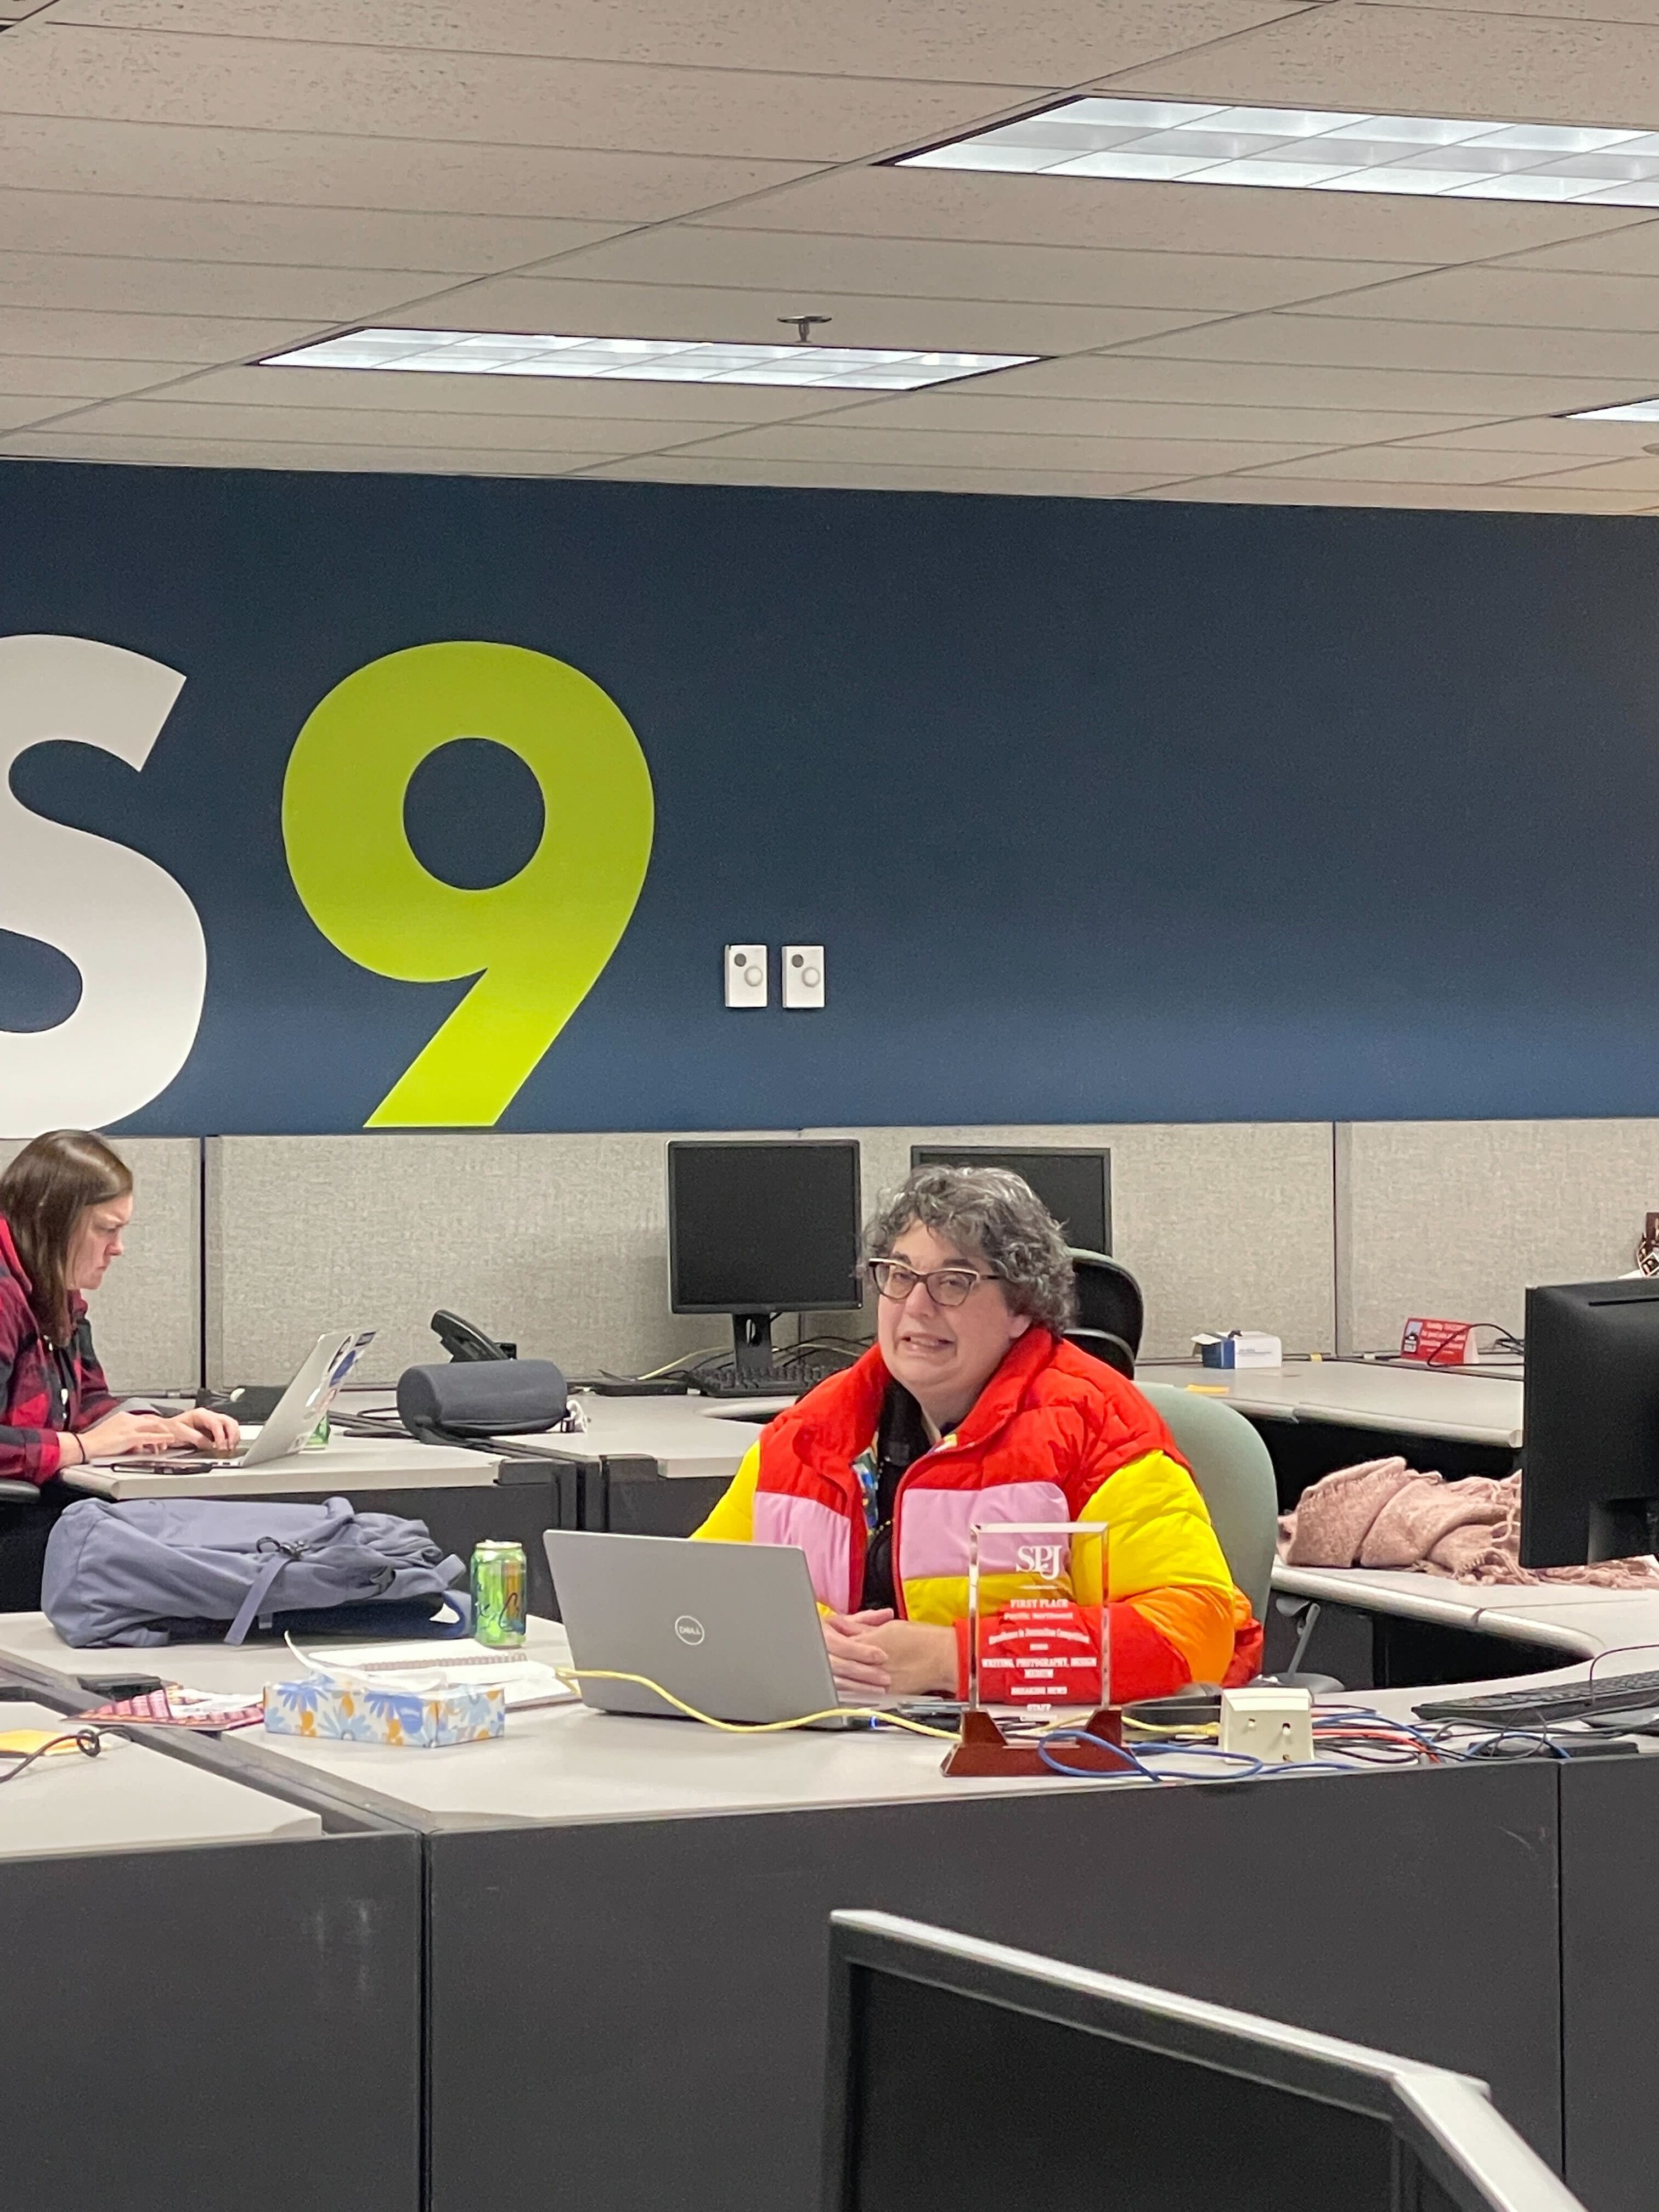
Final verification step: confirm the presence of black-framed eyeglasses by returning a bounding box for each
[868,1259,1001,1308]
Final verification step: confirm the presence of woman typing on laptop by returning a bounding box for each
[0,1130,238,1491]
[692,1165,1261,1704]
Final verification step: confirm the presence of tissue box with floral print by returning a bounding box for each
[264,1673,504,1747]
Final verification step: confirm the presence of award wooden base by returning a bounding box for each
[941,1706,1133,1779]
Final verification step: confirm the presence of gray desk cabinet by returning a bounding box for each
[3,1824,421,2212]
[425,1761,1561,2212]
[1560,1754,1659,2212]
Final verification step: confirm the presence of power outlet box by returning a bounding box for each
[724,944,768,1008]
[1218,1686,1313,1765]
[783,944,825,1009]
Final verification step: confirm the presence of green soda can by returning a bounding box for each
[471,1541,527,1648]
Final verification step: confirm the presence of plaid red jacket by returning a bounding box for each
[0,1216,117,1485]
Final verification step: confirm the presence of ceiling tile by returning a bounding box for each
[0,26,1032,162]
[383,273,1224,355]
[975,351,1643,412]
[1107,4,1659,127]
[0,190,624,273]
[0,431,617,472]
[1143,476,1659,510]
[0,116,819,220]
[0,308,320,360]
[46,0,1320,87]
[0,250,445,320]
[20,396,722,452]
[1494,219,1659,276]
[659,422,1331,471]
[0,394,76,431]
[701,162,1655,263]
[1243,443,1569,483]
[1396,415,1659,451]
[1122,309,1659,380]
[1300,266,1659,332]
[179,361,867,421]
[785,392,1498,442]
[1358,0,1659,24]
[538,223,1429,314]
[582,453,1175,495]
[1513,452,1659,486]
[0,352,182,396]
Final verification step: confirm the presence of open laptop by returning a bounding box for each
[104,1329,377,1471]
[544,1528,878,1726]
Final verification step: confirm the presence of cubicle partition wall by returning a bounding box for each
[1334,1120,1659,1354]
[204,1131,781,1387]
[201,1123,1341,1386]
[0,1135,201,1392]
[3,1117,1638,1392]
[814,1122,1339,1363]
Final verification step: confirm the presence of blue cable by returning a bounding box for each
[1035,1730,1158,1781]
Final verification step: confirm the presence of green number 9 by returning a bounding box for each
[282,641,654,1127]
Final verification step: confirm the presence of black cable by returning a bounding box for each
[0,1728,103,1785]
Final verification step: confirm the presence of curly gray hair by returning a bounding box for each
[864,1165,1078,1334]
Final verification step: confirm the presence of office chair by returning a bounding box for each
[1139,1384,1338,1691]
[1139,1385,1277,1626]
[0,1479,51,1615]
[1065,1250,1144,1379]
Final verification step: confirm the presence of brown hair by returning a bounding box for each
[0,1130,132,1344]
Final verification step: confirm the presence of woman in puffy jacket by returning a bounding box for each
[0,1130,235,1604]
[694,1163,1261,1705]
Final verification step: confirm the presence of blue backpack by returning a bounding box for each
[43,1494,467,1648]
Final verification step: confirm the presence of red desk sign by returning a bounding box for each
[1400,1317,1477,1365]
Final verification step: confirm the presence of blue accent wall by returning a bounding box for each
[3,457,1658,1134]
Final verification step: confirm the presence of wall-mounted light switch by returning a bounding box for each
[724,944,768,1008]
[783,945,825,1009]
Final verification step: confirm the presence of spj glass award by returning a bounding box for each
[944,1517,1132,1779]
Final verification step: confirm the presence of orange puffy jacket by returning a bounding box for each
[693,1328,1262,1702]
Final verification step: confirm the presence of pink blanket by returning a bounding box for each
[1279,1459,1659,1589]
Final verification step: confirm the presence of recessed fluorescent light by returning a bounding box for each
[900,95,1659,206]
[1567,397,1659,420]
[259,329,1037,390]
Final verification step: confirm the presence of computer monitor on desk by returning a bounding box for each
[909,1145,1110,1252]
[1521,1277,1659,1567]
[667,1140,862,1388]
[823,1913,1582,2212]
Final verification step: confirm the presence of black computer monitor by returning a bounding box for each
[1521,1277,1659,1567]
[823,1913,1571,2212]
[667,1140,862,1382]
[908,1147,1110,1252]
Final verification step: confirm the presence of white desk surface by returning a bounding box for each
[64,1434,501,1501]
[552,1391,778,1482]
[0,1613,1249,1831]
[0,1697,321,1858]
[7,1583,1654,1825]
[1271,1560,1659,1734]
[565,1364,1528,1482]
[1139,1358,1525,1450]
[1271,1560,1659,1656]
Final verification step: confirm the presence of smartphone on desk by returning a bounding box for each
[105,1453,220,1472]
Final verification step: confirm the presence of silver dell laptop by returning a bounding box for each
[544,1528,867,1726]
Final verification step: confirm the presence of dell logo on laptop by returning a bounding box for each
[674,1615,707,1647]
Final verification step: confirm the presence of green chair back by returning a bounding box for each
[1139,1383,1278,1625]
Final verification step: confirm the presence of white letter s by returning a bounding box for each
[0,634,206,1131]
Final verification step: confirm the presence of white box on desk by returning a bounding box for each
[1193,1331,1283,1369]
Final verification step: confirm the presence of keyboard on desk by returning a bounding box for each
[691,1358,854,1399]
[1415,1665,1659,1728]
